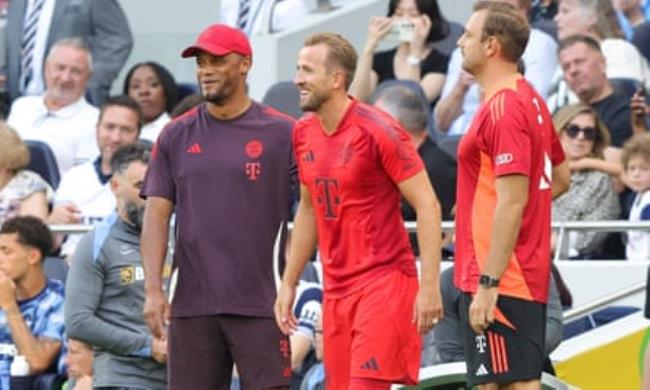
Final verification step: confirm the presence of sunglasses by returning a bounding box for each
[564,124,597,141]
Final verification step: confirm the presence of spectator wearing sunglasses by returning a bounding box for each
[551,103,621,259]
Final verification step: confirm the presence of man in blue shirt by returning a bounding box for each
[0,216,65,390]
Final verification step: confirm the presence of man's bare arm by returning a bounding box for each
[141,196,174,339]
[275,185,318,335]
[398,170,443,334]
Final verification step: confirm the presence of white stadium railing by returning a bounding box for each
[48,220,650,235]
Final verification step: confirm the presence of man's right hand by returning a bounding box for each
[72,375,92,390]
[0,272,17,311]
[274,282,298,336]
[366,16,393,50]
[151,337,167,364]
[631,88,649,133]
[143,289,169,339]
[48,203,82,224]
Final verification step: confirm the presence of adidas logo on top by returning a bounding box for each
[186,143,202,154]
[360,357,379,371]
[475,363,489,376]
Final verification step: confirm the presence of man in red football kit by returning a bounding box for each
[274,33,443,390]
[454,2,570,389]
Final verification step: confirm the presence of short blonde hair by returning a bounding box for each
[622,133,650,169]
[0,122,30,171]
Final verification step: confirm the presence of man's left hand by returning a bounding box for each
[469,287,499,334]
[412,284,443,335]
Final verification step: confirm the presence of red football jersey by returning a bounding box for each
[293,99,424,297]
[454,79,565,303]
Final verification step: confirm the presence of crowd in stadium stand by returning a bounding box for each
[0,0,649,388]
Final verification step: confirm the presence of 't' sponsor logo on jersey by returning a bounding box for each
[315,177,340,219]
[246,162,261,180]
[475,335,487,354]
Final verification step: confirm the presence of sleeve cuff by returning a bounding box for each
[132,336,152,358]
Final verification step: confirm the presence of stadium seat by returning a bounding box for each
[432,20,464,58]
[25,140,61,190]
[563,306,640,339]
[176,82,199,103]
[262,80,303,119]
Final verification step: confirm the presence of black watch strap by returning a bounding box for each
[479,274,500,288]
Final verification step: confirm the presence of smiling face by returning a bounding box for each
[44,45,92,106]
[294,44,336,113]
[195,51,250,106]
[96,105,140,165]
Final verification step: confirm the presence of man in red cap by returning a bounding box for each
[140,24,296,389]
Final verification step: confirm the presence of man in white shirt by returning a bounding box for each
[49,95,143,259]
[433,0,558,136]
[3,0,133,105]
[7,38,99,176]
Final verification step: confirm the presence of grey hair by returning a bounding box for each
[373,85,428,134]
[46,37,93,73]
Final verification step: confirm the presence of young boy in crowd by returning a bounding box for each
[622,133,650,260]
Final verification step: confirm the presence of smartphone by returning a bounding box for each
[384,20,414,42]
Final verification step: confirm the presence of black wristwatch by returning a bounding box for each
[478,274,500,288]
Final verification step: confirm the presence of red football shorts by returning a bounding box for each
[322,268,421,389]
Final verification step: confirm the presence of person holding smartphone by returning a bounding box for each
[631,86,649,134]
[350,0,451,105]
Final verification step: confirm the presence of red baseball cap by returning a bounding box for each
[181,24,252,58]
